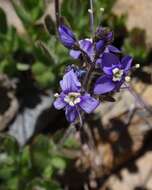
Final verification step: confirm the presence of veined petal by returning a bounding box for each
[79,94,99,113]
[95,40,105,54]
[121,55,133,73]
[65,106,78,123]
[58,25,77,48]
[53,97,66,110]
[103,66,113,75]
[94,75,115,94]
[107,45,121,53]
[79,39,94,59]
[60,70,81,92]
[69,39,94,60]
[69,49,81,59]
[102,53,119,68]
[96,57,102,67]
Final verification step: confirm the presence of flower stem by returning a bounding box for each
[54,0,60,26]
[126,84,152,114]
[88,0,94,35]
[83,63,95,90]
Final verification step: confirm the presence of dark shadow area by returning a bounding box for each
[16,71,42,110]
[133,69,152,84]
[0,86,11,114]
[57,162,89,190]
[134,187,148,190]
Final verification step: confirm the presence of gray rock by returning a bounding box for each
[9,94,53,146]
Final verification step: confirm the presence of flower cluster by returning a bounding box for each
[54,23,133,123]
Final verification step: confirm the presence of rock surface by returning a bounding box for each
[0,74,19,131]
[113,0,152,47]
[104,151,152,190]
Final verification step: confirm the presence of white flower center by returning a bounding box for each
[112,68,124,82]
[64,92,81,106]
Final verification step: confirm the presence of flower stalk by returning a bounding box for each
[54,0,60,26]
[88,0,94,35]
[53,0,141,127]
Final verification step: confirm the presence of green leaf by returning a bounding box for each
[51,156,66,170]
[44,15,56,35]
[30,135,50,173]
[0,8,7,34]
[43,165,53,179]
[22,0,45,20]
[32,62,47,75]
[16,63,30,71]
[26,178,61,190]
[63,136,80,149]
[36,41,55,64]
[0,135,19,156]
[12,0,32,25]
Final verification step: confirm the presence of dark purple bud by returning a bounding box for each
[94,27,114,44]
[75,69,86,79]
[95,39,105,54]
[65,65,86,79]
[107,31,114,43]
[58,25,77,49]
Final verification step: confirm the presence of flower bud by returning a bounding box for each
[125,76,131,82]
[135,64,140,68]
[94,27,114,55]
[58,25,78,49]
[95,27,113,42]
[95,39,105,54]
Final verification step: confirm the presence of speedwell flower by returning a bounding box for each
[54,70,99,123]
[94,53,133,94]
[69,38,120,62]
[70,39,94,61]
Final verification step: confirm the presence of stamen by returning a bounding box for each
[112,68,124,81]
[64,92,81,106]
[69,101,75,106]
[112,68,119,74]
[88,9,93,14]
[135,64,140,68]
[54,93,59,98]
[74,97,81,104]
[100,7,104,12]
[125,76,131,83]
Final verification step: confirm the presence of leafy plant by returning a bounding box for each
[0,134,68,190]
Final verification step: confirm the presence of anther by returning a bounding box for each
[125,76,131,82]
[135,64,140,68]
[100,7,104,12]
[54,93,59,98]
[88,9,93,14]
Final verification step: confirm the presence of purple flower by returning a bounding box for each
[69,39,120,64]
[54,70,99,123]
[95,39,105,54]
[105,45,121,53]
[94,53,133,94]
[70,39,94,61]
[95,45,121,66]
[58,25,77,49]
[65,65,87,79]
[95,28,114,55]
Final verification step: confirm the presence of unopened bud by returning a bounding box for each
[54,93,59,98]
[125,76,131,83]
[88,9,93,14]
[135,64,140,68]
[100,7,105,12]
